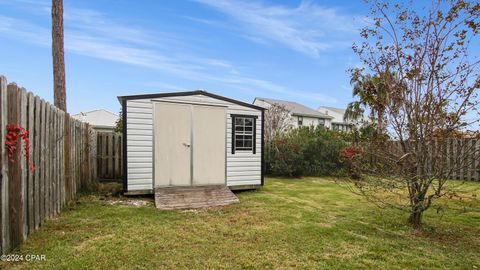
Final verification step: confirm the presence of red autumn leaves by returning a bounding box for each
[5,123,35,172]
[340,146,361,161]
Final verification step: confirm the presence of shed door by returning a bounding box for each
[153,102,226,187]
[154,103,192,186]
[192,105,226,185]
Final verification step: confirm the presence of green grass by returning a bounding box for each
[2,178,479,269]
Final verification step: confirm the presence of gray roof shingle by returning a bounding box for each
[255,97,333,119]
[317,106,345,115]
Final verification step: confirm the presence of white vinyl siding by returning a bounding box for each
[126,100,153,191]
[125,94,262,192]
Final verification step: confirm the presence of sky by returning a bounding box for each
[0,0,369,115]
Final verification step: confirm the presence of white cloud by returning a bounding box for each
[0,2,338,104]
[64,8,160,47]
[194,0,362,57]
[0,15,50,45]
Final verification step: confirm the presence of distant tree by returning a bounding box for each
[52,0,67,111]
[114,108,123,133]
[344,70,395,132]
[344,0,480,228]
[264,103,291,142]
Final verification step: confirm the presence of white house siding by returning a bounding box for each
[318,106,359,131]
[253,99,331,129]
[125,94,262,192]
[318,107,344,123]
[292,115,331,129]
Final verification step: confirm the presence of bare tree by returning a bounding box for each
[264,103,291,142]
[52,0,67,111]
[345,0,480,228]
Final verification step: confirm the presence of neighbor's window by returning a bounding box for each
[298,116,303,126]
[233,116,254,152]
[318,118,325,126]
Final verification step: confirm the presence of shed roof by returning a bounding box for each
[118,90,264,111]
[254,97,333,119]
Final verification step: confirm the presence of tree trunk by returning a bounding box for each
[407,209,423,228]
[52,0,67,111]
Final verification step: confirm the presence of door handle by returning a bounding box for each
[183,143,191,147]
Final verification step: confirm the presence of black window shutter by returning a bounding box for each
[253,117,256,154]
[231,116,235,154]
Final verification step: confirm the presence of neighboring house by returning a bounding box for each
[317,106,360,132]
[253,97,333,128]
[72,109,119,132]
[118,90,264,195]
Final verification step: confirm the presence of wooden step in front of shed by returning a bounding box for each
[154,185,239,210]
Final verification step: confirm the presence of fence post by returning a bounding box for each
[85,124,92,189]
[91,129,97,183]
[7,83,24,248]
[467,138,473,181]
[64,113,71,202]
[0,76,9,254]
[37,97,44,228]
[19,88,27,241]
[476,139,480,181]
[26,92,34,235]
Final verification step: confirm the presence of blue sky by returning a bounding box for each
[0,0,368,114]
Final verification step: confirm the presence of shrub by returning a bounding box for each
[265,126,348,177]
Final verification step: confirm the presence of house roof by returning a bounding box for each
[254,97,333,119]
[72,109,119,129]
[318,106,346,115]
[118,90,264,111]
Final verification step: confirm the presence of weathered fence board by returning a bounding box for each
[27,92,34,234]
[0,76,9,254]
[96,132,123,180]
[385,138,480,181]
[19,88,27,242]
[0,76,97,255]
[31,94,42,230]
[7,83,23,249]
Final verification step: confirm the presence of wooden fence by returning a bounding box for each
[389,138,480,181]
[96,132,122,180]
[0,75,96,255]
[448,138,480,181]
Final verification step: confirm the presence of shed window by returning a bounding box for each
[232,115,256,154]
[298,116,303,126]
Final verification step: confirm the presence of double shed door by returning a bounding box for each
[154,102,226,187]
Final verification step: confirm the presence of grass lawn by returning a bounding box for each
[2,178,479,269]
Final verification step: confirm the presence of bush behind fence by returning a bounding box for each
[265,126,480,181]
[265,126,348,177]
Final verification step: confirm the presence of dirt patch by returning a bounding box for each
[95,182,154,207]
[105,197,154,207]
[97,182,123,196]
[408,226,480,247]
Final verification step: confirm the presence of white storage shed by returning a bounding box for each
[118,90,264,195]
